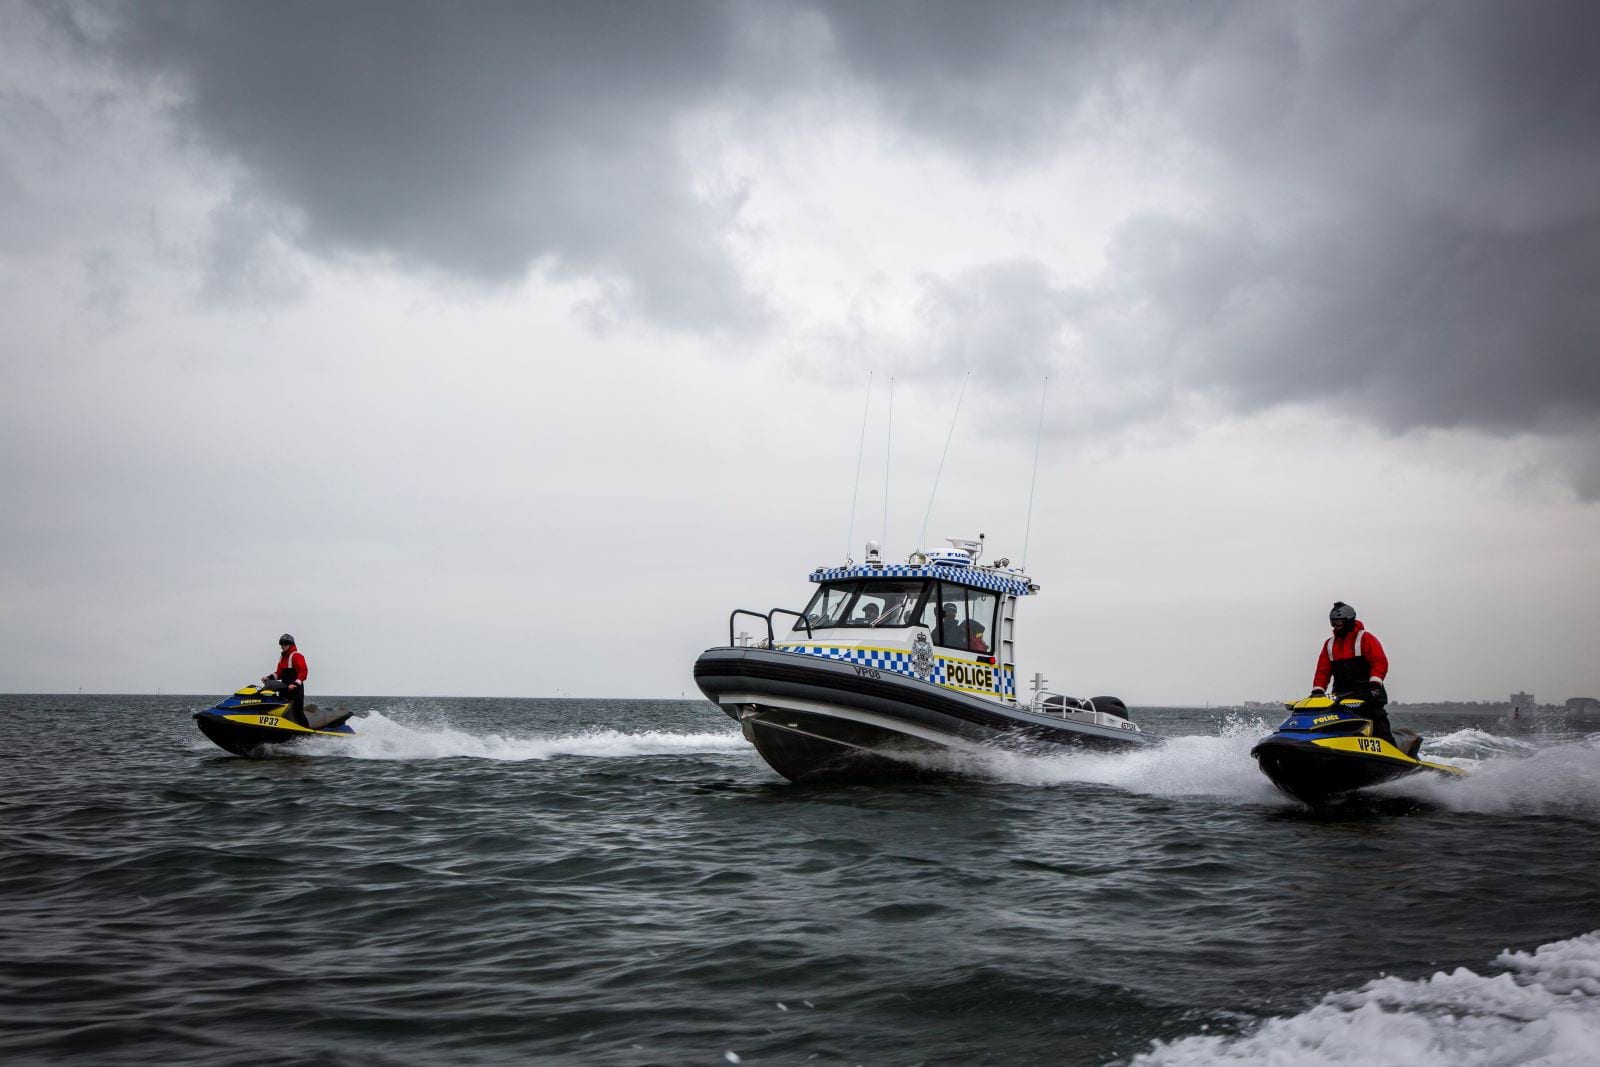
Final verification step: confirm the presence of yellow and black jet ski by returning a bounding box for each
[193,684,355,756]
[1250,695,1463,806]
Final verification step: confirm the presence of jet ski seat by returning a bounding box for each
[303,704,353,730]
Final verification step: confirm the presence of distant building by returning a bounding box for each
[1566,697,1600,714]
[1511,691,1535,708]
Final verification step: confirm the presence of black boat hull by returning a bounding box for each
[694,647,1147,782]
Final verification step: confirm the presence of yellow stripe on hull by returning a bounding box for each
[1309,735,1465,776]
[221,713,348,738]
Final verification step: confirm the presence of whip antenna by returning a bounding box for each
[918,371,969,552]
[883,377,894,552]
[845,371,873,561]
[1021,376,1048,570]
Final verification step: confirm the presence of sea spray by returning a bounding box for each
[1126,930,1600,1066]
[1383,734,1600,816]
[300,709,747,762]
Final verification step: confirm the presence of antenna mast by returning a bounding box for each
[845,371,873,561]
[1021,376,1048,570]
[918,371,970,552]
[882,377,894,552]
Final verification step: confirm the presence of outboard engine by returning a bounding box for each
[1090,695,1130,719]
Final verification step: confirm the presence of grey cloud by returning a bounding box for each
[86,0,762,330]
[49,0,1600,450]
[200,198,306,305]
[895,1,1600,461]
[915,259,1075,382]
[815,0,1224,159]
[913,204,1599,460]
[1095,210,1600,434]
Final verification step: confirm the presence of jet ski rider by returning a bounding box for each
[1311,602,1393,743]
[262,633,309,726]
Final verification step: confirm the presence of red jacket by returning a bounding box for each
[274,646,309,687]
[1313,621,1387,690]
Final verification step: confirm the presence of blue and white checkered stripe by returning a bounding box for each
[808,564,1035,597]
[778,644,918,675]
[780,645,1015,698]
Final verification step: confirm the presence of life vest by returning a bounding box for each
[1327,631,1372,697]
[275,647,307,687]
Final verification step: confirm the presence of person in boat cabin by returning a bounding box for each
[963,617,989,653]
[936,603,963,646]
[1310,602,1393,742]
[859,603,881,625]
[262,633,309,726]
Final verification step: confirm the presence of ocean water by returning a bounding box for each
[2,695,1597,1066]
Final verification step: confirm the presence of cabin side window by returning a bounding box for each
[921,582,998,654]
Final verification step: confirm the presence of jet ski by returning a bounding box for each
[193,684,356,756]
[1250,695,1463,806]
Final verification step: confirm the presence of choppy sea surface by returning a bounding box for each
[2,695,1598,1066]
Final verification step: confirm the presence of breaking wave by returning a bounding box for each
[1125,930,1600,1066]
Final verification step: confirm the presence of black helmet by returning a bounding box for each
[1329,602,1356,624]
[279,633,295,646]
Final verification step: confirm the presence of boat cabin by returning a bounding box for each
[777,538,1037,705]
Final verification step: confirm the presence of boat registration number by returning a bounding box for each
[260,716,280,728]
[1356,738,1383,753]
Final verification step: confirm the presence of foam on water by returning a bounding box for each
[300,710,747,762]
[1422,727,1540,760]
[1383,734,1600,815]
[1126,930,1600,1066]
[906,719,1600,817]
[917,714,1292,804]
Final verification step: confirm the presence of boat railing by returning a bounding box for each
[728,608,813,647]
[768,608,812,642]
[1031,692,1093,717]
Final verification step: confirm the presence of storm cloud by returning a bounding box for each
[37,1,1600,451]
[877,1,1600,459]
[86,0,762,329]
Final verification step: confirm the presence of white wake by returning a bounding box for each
[1126,930,1600,1066]
[302,710,747,762]
[917,719,1600,816]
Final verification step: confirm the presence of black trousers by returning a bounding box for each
[1340,690,1393,742]
[267,680,307,726]
[285,685,306,726]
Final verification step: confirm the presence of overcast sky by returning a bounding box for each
[2,0,1597,704]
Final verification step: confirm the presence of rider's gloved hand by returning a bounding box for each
[1367,681,1387,703]
[1310,687,1325,697]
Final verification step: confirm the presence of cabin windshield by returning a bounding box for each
[797,580,929,630]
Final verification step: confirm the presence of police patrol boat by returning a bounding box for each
[193,685,356,756]
[1250,695,1464,807]
[694,537,1151,781]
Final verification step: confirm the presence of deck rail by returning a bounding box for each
[727,608,812,647]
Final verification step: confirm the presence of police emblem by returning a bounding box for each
[911,631,935,680]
